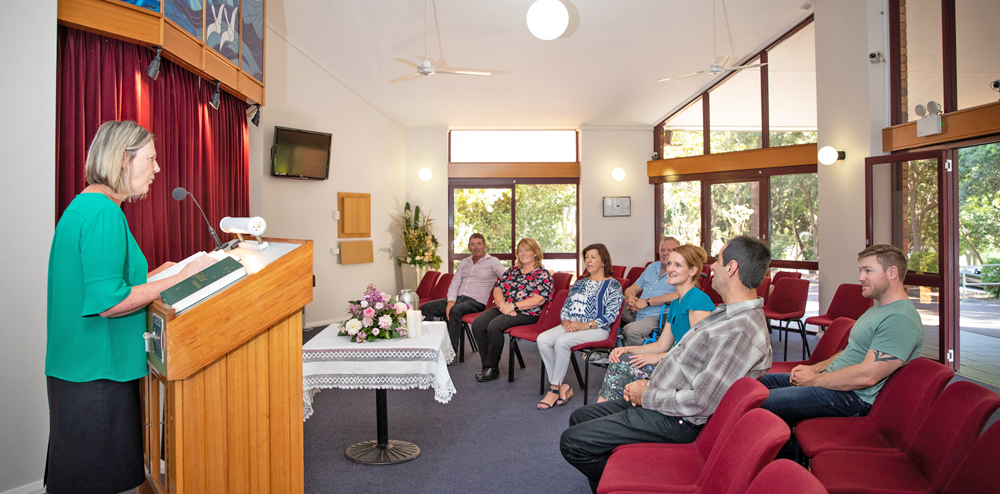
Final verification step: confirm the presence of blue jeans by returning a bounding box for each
[759,373,872,463]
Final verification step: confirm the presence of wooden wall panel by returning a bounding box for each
[646,144,818,178]
[249,331,271,494]
[226,344,250,494]
[181,371,206,493]
[204,50,240,91]
[287,311,305,493]
[268,317,292,492]
[340,240,375,265]
[58,0,160,45]
[204,362,228,492]
[448,162,581,178]
[882,101,1000,151]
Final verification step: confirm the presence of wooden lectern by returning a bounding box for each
[141,238,313,494]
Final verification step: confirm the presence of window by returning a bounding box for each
[661,180,702,244]
[710,59,762,153]
[448,130,580,274]
[660,98,704,159]
[767,23,818,147]
[956,0,1000,111]
[769,173,818,261]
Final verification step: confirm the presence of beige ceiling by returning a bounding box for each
[267,0,814,128]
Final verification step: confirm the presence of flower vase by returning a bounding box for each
[400,264,427,291]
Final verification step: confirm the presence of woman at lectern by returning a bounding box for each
[44,121,216,494]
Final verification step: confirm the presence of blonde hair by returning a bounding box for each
[84,121,154,201]
[671,244,708,284]
[515,237,544,269]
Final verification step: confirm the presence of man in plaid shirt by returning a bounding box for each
[560,235,773,493]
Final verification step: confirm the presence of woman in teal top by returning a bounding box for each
[45,121,216,494]
[596,244,716,402]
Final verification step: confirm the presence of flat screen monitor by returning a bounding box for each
[270,126,331,180]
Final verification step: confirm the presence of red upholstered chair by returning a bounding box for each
[744,459,828,494]
[794,357,954,457]
[421,273,453,305]
[456,296,494,362]
[568,286,627,405]
[611,265,626,279]
[553,272,573,292]
[771,270,802,284]
[506,290,568,387]
[769,317,854,374]
[607,377,769,485]
[810,381,1000,494]
[625,266,645,288]
[414,270,440,301]
[939,420,1000,494]
[700,274,724,306]
[763,278,810,360]
[805,283,872,333]
[597,409,789,494]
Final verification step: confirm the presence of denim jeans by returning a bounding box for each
[759,373,872,463]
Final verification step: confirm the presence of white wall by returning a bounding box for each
[404,127,449,272]
[580,127,657,269]
[260,27,407,327]
[814,0,889,309]
[0,3,57,493]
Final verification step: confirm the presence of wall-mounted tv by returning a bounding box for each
[270,126,332,180]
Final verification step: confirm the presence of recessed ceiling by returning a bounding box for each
[269,0,812,128]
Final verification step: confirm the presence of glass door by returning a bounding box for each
[866,150,954,367]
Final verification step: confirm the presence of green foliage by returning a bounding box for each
[958,143,1000,263]
[904,159,939,273]
[769,173,819,261]
[662,181,702,245]
[394,202,443,270]
[908,250,939,274]
[769,131,818,147]
[982,257,1000,298]
[662,130,704,159]
[452,185,576,256]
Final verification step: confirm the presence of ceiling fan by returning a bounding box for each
[390,0,495,82]
[657,0,767,82]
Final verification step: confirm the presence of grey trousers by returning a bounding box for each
[560,399,702,493]
[621,315,662,346]
[536,324,608,386]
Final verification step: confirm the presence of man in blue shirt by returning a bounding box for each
[621,237,681,346]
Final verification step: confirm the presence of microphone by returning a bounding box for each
[172,187,224,250]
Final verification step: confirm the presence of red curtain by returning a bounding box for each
[56,26,249,268]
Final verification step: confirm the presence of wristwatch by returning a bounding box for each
[589,321,595,329]
[646,298,651,306]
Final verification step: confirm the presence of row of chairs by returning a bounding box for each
[596,366,1000,493]
[598,377,823,494]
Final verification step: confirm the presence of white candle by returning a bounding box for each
[406,310,423,338]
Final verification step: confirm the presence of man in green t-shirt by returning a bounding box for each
[760,244,924,462]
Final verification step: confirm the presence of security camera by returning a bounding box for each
[991,80,1000,92]
[869,52,885,64]
[869,53,878,60]
[651,152,660,160]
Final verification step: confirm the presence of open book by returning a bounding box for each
[153,251,247,313]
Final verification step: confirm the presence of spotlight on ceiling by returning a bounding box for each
[526,0,569,41]
[250,104,261,127]
[209,81,221,109]
[146,46,162,80]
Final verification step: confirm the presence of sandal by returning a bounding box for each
[555,388,575,406]
[537,388,560,410]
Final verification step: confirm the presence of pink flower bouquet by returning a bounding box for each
[339,284,410,343]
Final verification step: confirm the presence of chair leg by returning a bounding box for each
[798,320,811,359]
[508,337,517,383]
[459,323,467,363]
[583,353,591,406]
[540,362,546,395]
[515,343,526,369]
[570,353,585,400]
[782,320,790,361]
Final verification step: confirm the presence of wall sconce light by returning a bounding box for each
[818,146,845,166]
[209,80,221,109]
[418,167,433,181]
[526,0,569,40]
[611,167,626,181]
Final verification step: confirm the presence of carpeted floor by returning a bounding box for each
[300,325,1000,494]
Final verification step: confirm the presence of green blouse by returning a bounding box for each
[46,193,149,382]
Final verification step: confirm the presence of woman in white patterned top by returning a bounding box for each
[536,243,623,409]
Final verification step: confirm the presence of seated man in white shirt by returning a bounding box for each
[421,234,505,355]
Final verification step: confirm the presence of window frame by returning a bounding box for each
[448,177,581,274]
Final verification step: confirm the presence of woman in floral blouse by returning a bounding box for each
[472,237,554,382]
[536,243,623,409]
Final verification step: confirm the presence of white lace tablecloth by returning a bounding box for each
[302,321,456,420]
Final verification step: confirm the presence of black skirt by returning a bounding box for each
[45,376,146,494]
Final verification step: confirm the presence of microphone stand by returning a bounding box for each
[174,188,224,251]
